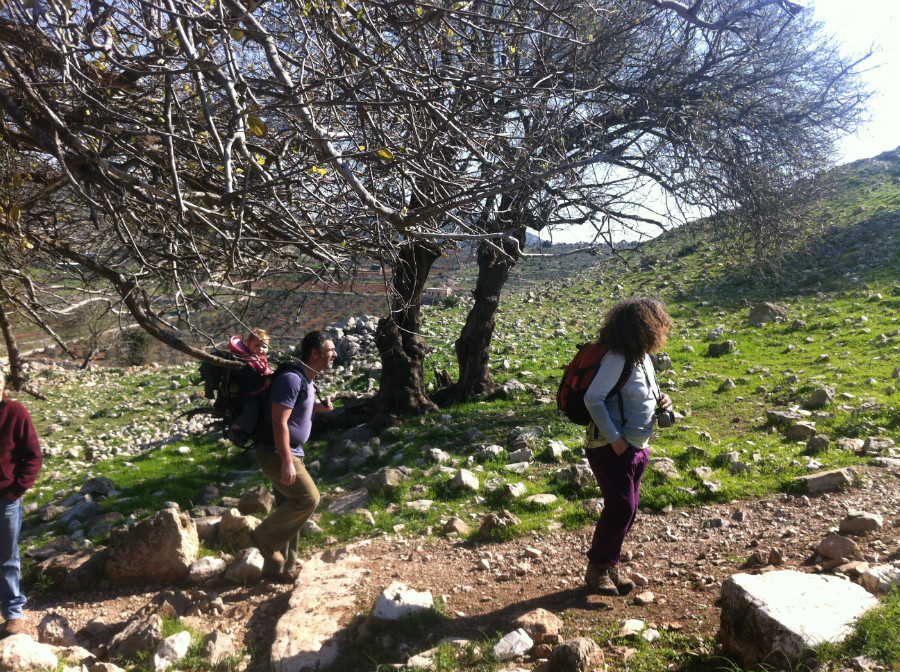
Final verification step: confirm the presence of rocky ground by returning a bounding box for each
[12,464,900,671]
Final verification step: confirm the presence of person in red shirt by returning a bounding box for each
[0,367,42,638]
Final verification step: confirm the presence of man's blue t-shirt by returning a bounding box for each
[263,370,314,457]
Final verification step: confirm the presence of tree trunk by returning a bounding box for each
[433,226,525,406]
[373,240,441,423]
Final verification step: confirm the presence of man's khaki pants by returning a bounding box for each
[254,449,320,574]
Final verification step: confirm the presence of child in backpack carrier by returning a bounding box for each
[226,328,275,446]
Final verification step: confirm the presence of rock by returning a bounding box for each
[547,441,569,461]
[861,437,897,456]
[555,464,594,489]
[36,548,107,593]
[859,563,900,595]
[58,500,103,527]
[217,508,260,549]
[37,613,78,646]
[806,435,830,452]
[87,662,128,672]
[766,409,806,424]
[372,581,434,620]
[450,469,480,491]
[443,517,470,536]
[633,591,655,606]
[151,631,192,672]
[364,467,407,495]
[475,445,504,461]
[224,548,264,583]
[493,628,533,661]
[806,388,835,409]
[495,379,527,398]
[106,510,199,585]
[507,448,534,463]
[511,608,562,645]
[327,488,370,514]
[237,485,273,515]
[748,302,787,327]
[477,510,522,540]
[188,556,226,582]
[708,340,737,357]
[836,438,865,452]
[79,477,116,498]
[425,448,451,463]
[648,457,680,481]
[0,634,59,672]
[201,631,236,665]
[548,637,604,672]
[720,571,877,670]
[619,619,646,637]
[839,511,883,534]
[794,467,857,495]
[525,494,558,507]
[503,483,527,499]
[816,532,859,560]
[109,614,164,660]
[785,422,817,440]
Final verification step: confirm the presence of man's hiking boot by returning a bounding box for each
[608,566,636,596]
[227,425,249,446]
[1,619,24,638]
[263,566,302,585]
[250,531,285,565]
[584,563,619,596]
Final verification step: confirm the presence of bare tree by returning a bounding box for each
[0,0,869,415]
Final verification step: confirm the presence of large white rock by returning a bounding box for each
[372,581,434,620]
[493,628,533,661]
[720,570,878,669]
[0,634,59,672]
[152,631,192,671]
[860,563,900,595]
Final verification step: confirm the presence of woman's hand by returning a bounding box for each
[611,437,630,455]
[658,393,673,411]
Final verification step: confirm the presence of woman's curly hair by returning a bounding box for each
[599,297,673,362]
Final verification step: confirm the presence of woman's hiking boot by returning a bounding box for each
[608,566,636,596]
[584,563,619,596]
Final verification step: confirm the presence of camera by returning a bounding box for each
[655,407,676,428]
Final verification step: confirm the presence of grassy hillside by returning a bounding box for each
[11,147,900,671]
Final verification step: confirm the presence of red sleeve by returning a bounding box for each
[9,405,42,498]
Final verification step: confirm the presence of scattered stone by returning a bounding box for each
[547,441,569,461]
[816,532,859,560]
[619,619,646,637]
[720,571,877,670]
[450,469,480,491]
[151,631,192,672]
[327,488,370,515]
[372,581,434,620]
[806,435,830,452]
[708,340,737,357]
[507,448,534,463]
[109,614,164,660]
[748,302,787,327]
[37,613,78,647]
[633,591,655,606]
[525,494,558,507]
[503,483,527,499]
[201,631,236,665]
[861,437,897,456]
[648,458,680,481]
[237,485,273,515]
[106,510,199,585]
[223,548,264,583]
[836,438,865,452]
[794,467,857,495]
[493,628,533,661]
[443,517,469,536]
[547,637,604,672]
[839,512,883,534]
[364,467,407,495]
[859,563,900,595]
[511,608,562,645]
[79,477,116,498]
[766,410,806,423]
[0,635,58,672]
[806,388,835,409]
[785,422,817,441]
[477,510,522,539]
[188,556,226,583]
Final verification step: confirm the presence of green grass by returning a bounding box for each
[818,588,900,668]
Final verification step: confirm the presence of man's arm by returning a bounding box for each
[7,408,42,500]
[271,403,296,485]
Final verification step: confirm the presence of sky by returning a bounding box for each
[543,0,900,244]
